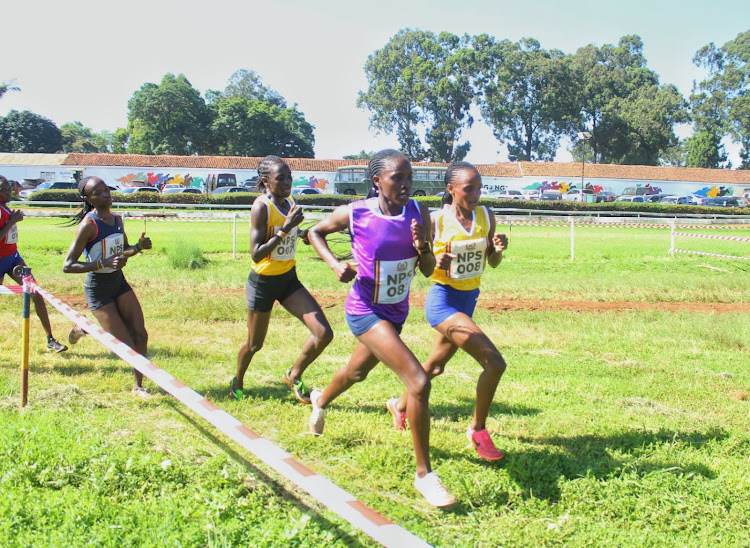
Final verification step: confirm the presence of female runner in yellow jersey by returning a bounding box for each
[231,156,333,403]
[388,161,508,460]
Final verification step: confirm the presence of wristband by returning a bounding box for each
[276,230,287,239]
[415,241,432,255]
[96,260,102,271]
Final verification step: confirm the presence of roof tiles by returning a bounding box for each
[3,153,749,185]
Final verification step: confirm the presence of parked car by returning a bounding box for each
[688,195,708,206]
[615,195,646,203]
[540,191,563,201]
[19,181,52,199]
[521,189,541,200]
[48,181,77,190]
[659,195,693,205]
[489,189,523,200]
[563,189,594,202]
[595,191,616,203]
[210,186,248,195]
[120,186,160,194]
[642,194,668,203]
[706,196,748,207]
[291,187,322,195]
[163,187,202,194]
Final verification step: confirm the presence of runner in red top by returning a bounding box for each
[0,175,67,352]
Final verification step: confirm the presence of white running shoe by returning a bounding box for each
[414,472,456,507]
[309,389,327,435]
[67,325,86,345]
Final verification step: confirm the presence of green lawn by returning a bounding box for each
[1,217,749,547]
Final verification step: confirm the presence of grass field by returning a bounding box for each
[1,216,749,547]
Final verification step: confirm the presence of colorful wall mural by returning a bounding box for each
[293,175,330,191]
[76,166,745,198]
[113,171,332,192]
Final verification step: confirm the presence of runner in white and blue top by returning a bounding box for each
[63,176,153,396]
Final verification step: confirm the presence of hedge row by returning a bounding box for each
[22,189,750,216]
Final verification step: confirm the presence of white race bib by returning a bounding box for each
[373,257,417,304]
[271,226,298,261]
[88,233,125,273]
[6,224,18,244]
[448,238,486,280]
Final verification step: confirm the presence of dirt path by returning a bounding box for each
[57,291,748,314]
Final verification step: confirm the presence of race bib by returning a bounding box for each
[6,224,18,244]
[448,238,486,280]
[373,257,417,304]
[102,233,125,259]
[271,226,298,261]
[88,233,125,273]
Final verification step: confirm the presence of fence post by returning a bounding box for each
[670,218,675,255]
[570,217,575,262]
[233,214,237,259]
[20,266,32,408]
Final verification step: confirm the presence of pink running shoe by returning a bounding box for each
[386,398,407,431]
[467,425,505,461]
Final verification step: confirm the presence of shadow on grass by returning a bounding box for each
[505,427,726,502]
[204,379,295,403]
[165,400,371,548]
[52,354,132,377]
[432,398,541,419]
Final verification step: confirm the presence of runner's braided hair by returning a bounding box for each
[367,149,407,195]
[69,176,101,224]
[442,161,480,206]
[255,156,288,192]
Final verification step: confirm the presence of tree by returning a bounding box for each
[126,74,213,155]
[659,138,686,167]
[684,130,728,168]
[569,35,688,165]
[692,29,750,169]
[0,110,62,153]
[111,128,130,154]
[223,69,286,108]
[358,29,475,162]
[478,37,576,161]
[0,79,20,101]
[211,96,314,158]
[343,150,375,160]
[60,121,111,153]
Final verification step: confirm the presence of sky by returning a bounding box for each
[2,0,749,165]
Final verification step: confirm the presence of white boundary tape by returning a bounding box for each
[673,232,750,243]
[125,216,234,222]
[1,284,23,295]
[672,249,750,261]
[24,280,432,548]
[500,220,750,230]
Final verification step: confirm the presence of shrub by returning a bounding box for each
[29,190,81,202]
[167,238,206,270]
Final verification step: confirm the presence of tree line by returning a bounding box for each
[358,29,749,168]
[0,70,315,159]
[1,28,748,168]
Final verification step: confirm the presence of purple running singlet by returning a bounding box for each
[345,197,422,324]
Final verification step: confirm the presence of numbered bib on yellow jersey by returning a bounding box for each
[271,226,298,261]
[373,257,417,304]
[448,238,486,280]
